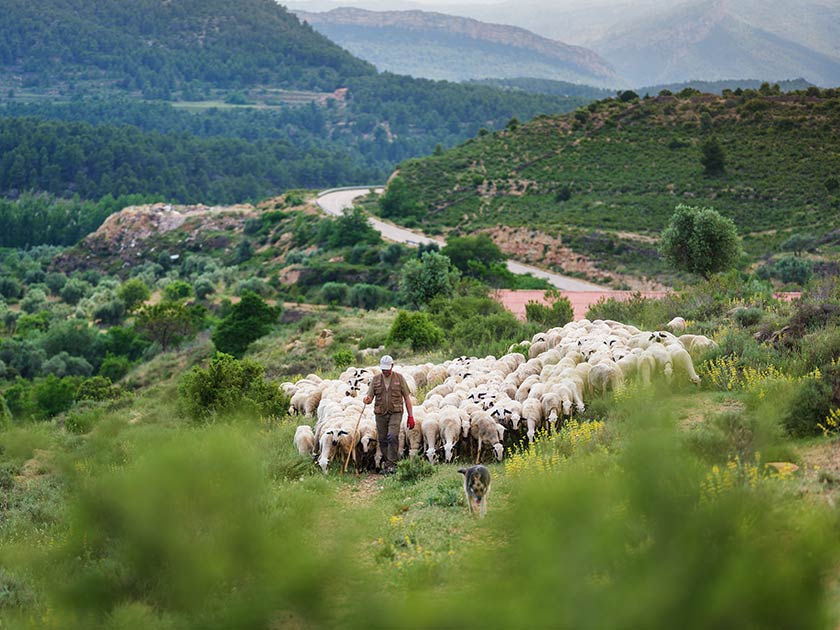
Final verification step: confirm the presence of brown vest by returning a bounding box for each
[371,372,405,415]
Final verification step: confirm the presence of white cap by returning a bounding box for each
[379,355,394,370]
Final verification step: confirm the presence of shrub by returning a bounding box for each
[320,282,350,306]
[31,374,79,420]
[0,276,22,300]
[349,284,391,310]
[64,406,102,435]
[163,280,194,302]
[396,456,435,483]
[118,278,151,312]
[42,352,94,378]
[76,376,123,403]
[98,353,133,382]
[92,299,126,326]
[387,311,444,352]
[733,307,764,327]
[332,348,355,370]
[178,353,289,422]
[783,377,833,437]
[59,278,91,305]
[525,290,574,327]
[773,256,813,285]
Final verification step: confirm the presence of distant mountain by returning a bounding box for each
[587,0,840,87]
[295,0,840,88]
[293,7,621,87]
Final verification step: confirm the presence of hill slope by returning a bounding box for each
[0,0,375,96]
[294,7,620,87]
[379,88,840,277]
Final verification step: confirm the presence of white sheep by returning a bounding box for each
[421,415,442,464]
[470,412,504,464]
[666,344,702,385]
[294,425,315,457]
[666,316,687,333]
[521,397,543,443]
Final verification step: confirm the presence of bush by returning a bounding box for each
[118,278,151,312]
[32,374,79,420]
[163,280,194,302]
[178,353,289,422]
[64,406,103,434]
[395,456,435,483]
[320,282,350,306]
[0,276,22,299]
[93,299,126,326]
[349,283,391,310]
[783,377,833,437]
[525,291,574,327]
[733,307,764,327]
[333,348,354,370]
[76,376,123,403]
[449,312,529,357]
[98,353,133,382]
[387,311,444,352]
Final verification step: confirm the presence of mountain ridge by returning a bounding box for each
[294,7,620,86]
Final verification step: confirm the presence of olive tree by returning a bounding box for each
[659,204,741,279]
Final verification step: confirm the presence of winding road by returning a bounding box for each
[316,187,604,291]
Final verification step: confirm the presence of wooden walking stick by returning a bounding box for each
[343,403,367,473]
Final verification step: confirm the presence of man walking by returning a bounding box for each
[363,355,414,475]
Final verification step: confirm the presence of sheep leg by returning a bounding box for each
[475,437,481,465]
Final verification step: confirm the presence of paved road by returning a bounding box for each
[315,187,604,291]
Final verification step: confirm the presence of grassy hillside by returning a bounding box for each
[1,244,840,625]
[380,87,840,280]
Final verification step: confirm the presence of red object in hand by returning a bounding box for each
[407,415,415,430]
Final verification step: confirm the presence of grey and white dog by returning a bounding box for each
[458,465,491,518]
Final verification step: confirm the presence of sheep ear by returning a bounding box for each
[338,430,349,436]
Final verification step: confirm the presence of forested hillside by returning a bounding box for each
[0,0,375,96]
[378,86,840,279]
[0,0,590,246]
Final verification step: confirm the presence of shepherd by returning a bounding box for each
[363,355,414,475]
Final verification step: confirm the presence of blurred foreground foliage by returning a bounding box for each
[0,383,836,628]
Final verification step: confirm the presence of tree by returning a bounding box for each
[118,278,151,311]
[659,205,742,279]
[441,234,505,278]
[525,290,574,327]
[163,280,194,302]
[134,302,204,351]
[387,311,444,352]
[700,136,726,176]
[211,291,278,358]
[398,251,456,309]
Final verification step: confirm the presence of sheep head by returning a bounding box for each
[562,399,573,417]
[444,442,455,463]
[493,443,504,461]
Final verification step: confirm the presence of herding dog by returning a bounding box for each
[458,465,491,518]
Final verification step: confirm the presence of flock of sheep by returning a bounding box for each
[286,317,716,473]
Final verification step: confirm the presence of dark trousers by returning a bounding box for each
[375,412,402,470]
